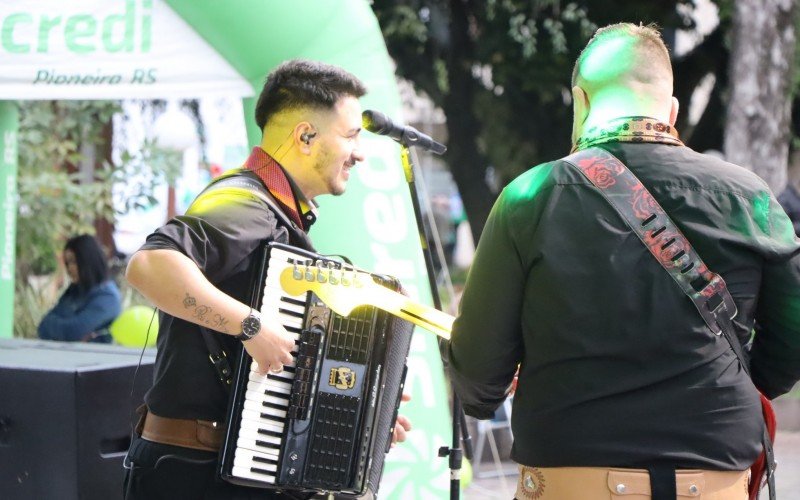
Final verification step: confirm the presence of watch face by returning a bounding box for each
[241,314,261,338]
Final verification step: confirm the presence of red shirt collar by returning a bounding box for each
[243,147,316,231]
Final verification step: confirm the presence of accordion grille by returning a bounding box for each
[305,393,360,486]
[326,306,375,363]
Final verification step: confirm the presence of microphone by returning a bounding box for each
[362,110,447,155]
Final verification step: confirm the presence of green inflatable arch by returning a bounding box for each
[0,0,451,496]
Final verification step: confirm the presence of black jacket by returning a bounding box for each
[446,141,800,470]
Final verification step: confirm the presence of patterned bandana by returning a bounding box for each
[243,147,317,231]
[572,116,683,153]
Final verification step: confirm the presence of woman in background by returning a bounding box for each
[38,234,122,343]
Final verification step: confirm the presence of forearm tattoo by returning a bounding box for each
[183,293,231,332]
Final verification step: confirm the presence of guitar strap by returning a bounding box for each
[562,146,776,500]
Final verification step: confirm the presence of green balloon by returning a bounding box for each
[461,459,473,489]
[110,306,159,347]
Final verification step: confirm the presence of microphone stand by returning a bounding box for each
[398,145,473,500]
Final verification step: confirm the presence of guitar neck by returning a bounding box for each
[279,266,453,340]
[365,286,453,340]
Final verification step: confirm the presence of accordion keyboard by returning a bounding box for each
[230,247,307,483]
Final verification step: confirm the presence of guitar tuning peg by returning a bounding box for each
[341,266,352,286]
[316,261,327,283]
[326,262,339,285]
[292,262,303,280]
[349,267,360,287]
[304,265,314,282]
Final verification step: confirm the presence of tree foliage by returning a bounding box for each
[15,101,181,277]
[372,0,794,239]
[14,100,181,337]
[16,101,119,279]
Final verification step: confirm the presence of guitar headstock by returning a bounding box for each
[279,263,373,317]
[280,261,453,340]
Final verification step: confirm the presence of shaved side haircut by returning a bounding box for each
[255,59,367,131]
[572,23,673,91]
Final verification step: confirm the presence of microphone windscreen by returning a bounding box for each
[362,110,393,135]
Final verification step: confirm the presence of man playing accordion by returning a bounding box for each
[125,59,410,499]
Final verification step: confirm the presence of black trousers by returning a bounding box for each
[123,436,309,500]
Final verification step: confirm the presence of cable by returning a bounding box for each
[128,307,157,399]
[123,308,159,476]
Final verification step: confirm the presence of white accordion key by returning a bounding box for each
[237,422,283,449]
[240,410,286,436]
[241,398,287,420]
[231,466,275,483]
[232,451,278,482]
[242,393,290,409]
[247,371,293,390]
[234,450,279,469]
[236,437,280,458]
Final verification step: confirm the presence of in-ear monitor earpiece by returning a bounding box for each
[301,132,317,145]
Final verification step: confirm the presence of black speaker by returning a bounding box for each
[0,338,155,500]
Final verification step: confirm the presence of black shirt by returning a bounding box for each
[446,140,800,470]
[140,170,312,422]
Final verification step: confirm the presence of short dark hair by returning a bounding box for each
[254,59,367,131]
[64,234,109,292]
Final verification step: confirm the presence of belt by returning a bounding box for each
[516,466,749,500]
[136,405,226,453]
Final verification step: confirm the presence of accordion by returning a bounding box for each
[219,242,414,498]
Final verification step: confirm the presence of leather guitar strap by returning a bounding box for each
[563,146,776,500]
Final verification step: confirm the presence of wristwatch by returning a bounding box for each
[236,309,261,341]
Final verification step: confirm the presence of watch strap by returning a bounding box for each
[236,309,260,341]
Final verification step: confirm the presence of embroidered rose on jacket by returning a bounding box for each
[578,157,624,189]
[631,183,660,220]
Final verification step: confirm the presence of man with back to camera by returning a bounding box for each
[124,59,410,499]
[443,23,800,499]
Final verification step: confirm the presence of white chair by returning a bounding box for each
[471,397,516,479]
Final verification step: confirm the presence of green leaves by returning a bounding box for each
[15,101,182,273]
[16,101,118,275]
[372,1,737,239]
[14,101,182,327]
[109,138,182,214]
